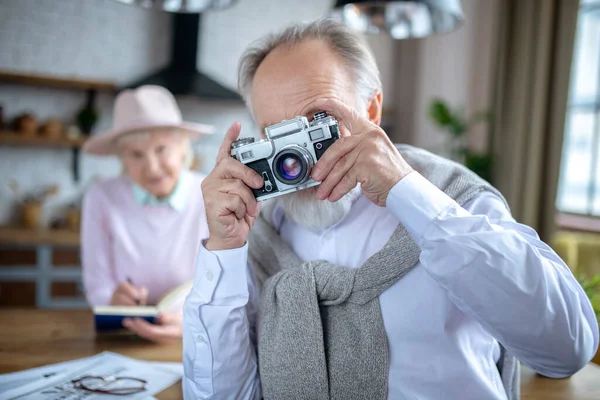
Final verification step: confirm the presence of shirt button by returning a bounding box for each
[197,335,205,343]
[205,270,214,281]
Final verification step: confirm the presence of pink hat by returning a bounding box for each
[83,85,214,155]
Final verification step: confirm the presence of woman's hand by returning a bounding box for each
[123,312,183,344]
[110,281,148,306]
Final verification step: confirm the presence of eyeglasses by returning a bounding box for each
[72,375,147,395]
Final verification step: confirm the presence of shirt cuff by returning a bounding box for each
[386,171,457,245]
[193,240,249,302]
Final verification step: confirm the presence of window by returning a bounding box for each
[557,0,600,216]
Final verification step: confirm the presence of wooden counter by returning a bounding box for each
[0,309,599,399]
[0,226,80,247]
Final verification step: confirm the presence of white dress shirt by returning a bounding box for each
[183,172,599,399]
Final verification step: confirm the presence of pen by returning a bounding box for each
[127,277,141,305]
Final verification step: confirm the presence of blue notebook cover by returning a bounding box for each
[94,313,157,331]
[92,281,193,332]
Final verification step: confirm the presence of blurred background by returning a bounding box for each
[0,0,598,317]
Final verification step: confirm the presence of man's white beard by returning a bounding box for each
[277,184,362,232]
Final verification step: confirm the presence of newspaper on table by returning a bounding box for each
[0,352,183,400]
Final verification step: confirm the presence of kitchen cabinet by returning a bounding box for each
[0,227,86,308]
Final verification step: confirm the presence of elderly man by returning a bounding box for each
[182,19,599,399]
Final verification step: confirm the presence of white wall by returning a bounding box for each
[394,0,501,154]
[0,0,171,84]
[0,0,396,226]
[200,0,397,108]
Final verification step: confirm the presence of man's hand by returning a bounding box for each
[123,312,182,344]
[202,122,263,251]
[311,98,413,207]
[110,282,148,306]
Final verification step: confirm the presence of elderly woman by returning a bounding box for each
[81,85,213,343]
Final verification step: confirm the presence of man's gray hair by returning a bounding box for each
[238,19,382,112]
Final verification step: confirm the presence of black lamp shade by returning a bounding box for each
[111,0,238,13]
[332,0,465,39]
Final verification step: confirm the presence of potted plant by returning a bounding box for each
[428,99,493,182]
[8,181,59,229]
[64,175,100,231]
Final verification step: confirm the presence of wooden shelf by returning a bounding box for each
[0,132,87,149]
[0,227,80,247]
[0,132,86,181]
[0,70,117,92]
[0,71,107,183]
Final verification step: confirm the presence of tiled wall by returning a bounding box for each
[0,0,171,83]
[0,0,497,227]
[1,0,372,226]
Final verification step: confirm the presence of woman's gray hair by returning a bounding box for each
[116,130,195,170]
[238,19,382,112]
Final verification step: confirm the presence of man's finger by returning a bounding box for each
[312,135,360,181]
[244,213,255,230]
[242,202,260,229]
[217,158,263,189]
[314,98,370,135]
[220,178,259,217]
[216,122,242,163]
[315,150,359,200]
[328,173,359,203]
[222,193,247,220]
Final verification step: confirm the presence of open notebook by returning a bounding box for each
[93,280,193,331]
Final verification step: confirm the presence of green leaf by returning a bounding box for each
[591,294,600,315]
[429,99,454,126]
[464,151,493,182]
[428,99,467,137]
[449,120,467,137]
[577,274,600,319]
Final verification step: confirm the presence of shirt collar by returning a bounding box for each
[131,170,191,212]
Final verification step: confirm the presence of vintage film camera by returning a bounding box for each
[230,111,340,201]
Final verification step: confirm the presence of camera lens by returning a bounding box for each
[279,156,302,179]
[273,146,312,185]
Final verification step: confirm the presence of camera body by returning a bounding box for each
[230,112,340,201]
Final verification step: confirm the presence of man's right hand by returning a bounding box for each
[202,122,263,251]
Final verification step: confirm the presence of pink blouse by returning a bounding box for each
[81,170,209,306]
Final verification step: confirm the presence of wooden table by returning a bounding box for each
[0,309,183,399]
[1,309,599,399]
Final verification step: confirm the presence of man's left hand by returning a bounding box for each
[311,98,413,206]
[123,312,182,344]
